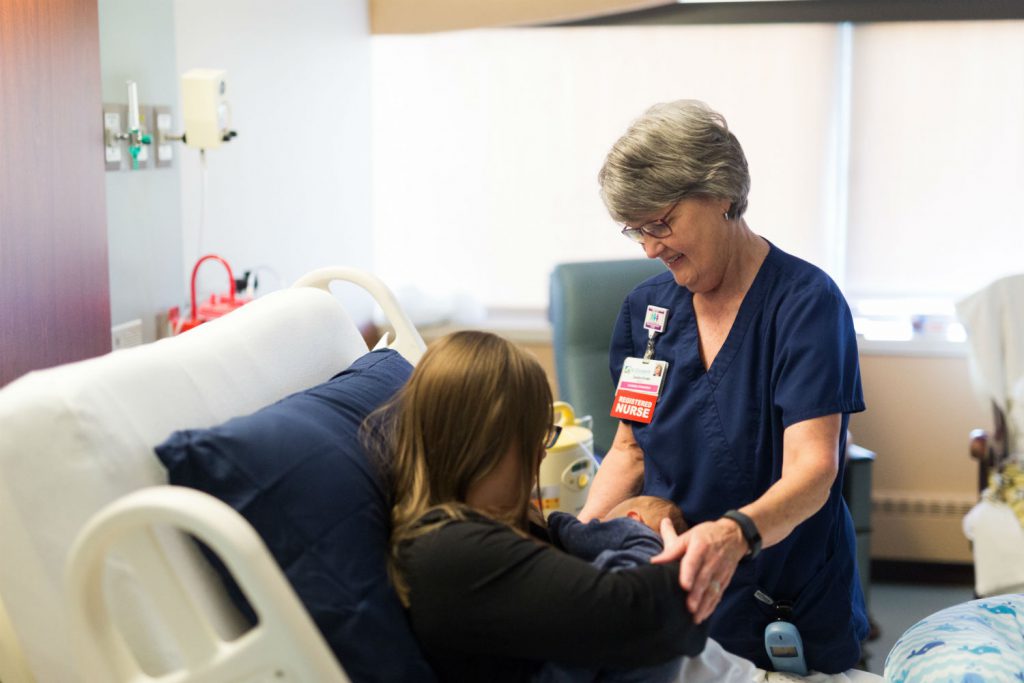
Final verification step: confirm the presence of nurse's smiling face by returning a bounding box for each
[631,196,735,293]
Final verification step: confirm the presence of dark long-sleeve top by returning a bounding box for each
[397,510,707,682]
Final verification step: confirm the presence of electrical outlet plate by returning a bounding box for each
[153,106,174,168]
[102,103,128,171]
[111,319,144,350]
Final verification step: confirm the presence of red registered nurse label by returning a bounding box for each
[610,389,658,423]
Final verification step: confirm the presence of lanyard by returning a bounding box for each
[643,328,658,360]
[610,305,671,425]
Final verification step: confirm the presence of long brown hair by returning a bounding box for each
[365,331,553,605]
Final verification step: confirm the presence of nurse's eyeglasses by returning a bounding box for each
[620,201,680,244]
[544,424,562,449]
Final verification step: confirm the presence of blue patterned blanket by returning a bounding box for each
[884,594,1024,682]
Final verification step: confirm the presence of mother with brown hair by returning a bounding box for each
[366,331,706,682]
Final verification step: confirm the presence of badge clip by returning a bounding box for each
[642,305,669,361]
[643,329,656,360]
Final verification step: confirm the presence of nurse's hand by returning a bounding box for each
[651,518,748,624]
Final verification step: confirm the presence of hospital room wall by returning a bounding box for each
[98,0,184,344]
[98,1,373,338]
[851,352,987,565]
[173,0,375,324]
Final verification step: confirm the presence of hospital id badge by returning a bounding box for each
[610,357,668,424]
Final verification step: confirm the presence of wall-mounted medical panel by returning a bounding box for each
[102,103,171,172]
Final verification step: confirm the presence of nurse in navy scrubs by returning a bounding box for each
[578,100,868,673]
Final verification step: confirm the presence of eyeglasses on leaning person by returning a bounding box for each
[544,424,562,449]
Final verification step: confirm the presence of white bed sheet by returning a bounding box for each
[676,638,882,683]
[963,499,1024,596]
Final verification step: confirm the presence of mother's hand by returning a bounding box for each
[651,517,748,624]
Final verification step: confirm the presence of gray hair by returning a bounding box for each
[598,100,750,223]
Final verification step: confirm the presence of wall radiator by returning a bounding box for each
[872,491,976,519]
[870,490,977,563]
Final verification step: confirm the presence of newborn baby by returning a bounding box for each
[536,496,690,683]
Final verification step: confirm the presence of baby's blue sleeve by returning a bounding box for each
[549,513,663,571]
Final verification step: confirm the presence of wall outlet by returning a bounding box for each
[103,103,128,171]
[153,106,174,168]
[111,319,144,351]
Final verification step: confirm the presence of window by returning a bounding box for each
[846,21,1024,302]
[372,25,840,312]
[371,20,1024,332]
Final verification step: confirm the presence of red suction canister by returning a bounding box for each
[171,254,252,334]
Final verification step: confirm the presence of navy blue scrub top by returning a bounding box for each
[610,242,868,673]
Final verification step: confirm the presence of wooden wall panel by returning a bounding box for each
[370,0,671,33]
[0,0,110,386]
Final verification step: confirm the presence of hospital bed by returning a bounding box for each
[0,268,425,683]
[2,263,996,683]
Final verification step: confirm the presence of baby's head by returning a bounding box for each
[602,495,688,534]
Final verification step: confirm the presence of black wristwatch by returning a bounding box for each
[722,509,762,560]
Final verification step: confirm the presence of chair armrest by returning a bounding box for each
[969,428,997,493]
[969,429,991,462]
[968,401,1010,493]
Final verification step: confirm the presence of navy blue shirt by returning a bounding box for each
[610,242,868,673]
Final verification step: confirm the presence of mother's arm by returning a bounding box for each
[404,518,706,668]
[653,413,842,623]
[578,421,645,522]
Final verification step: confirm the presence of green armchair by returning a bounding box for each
[549,259,664,457]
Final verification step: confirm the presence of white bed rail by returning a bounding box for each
[293,267,427,364]
[65,486,349,683]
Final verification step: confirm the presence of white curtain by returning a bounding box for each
[846,20,1024,301]
[372,25,841,310]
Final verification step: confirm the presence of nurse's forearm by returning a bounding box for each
[578,422,644,522]
[738,414,841,549]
